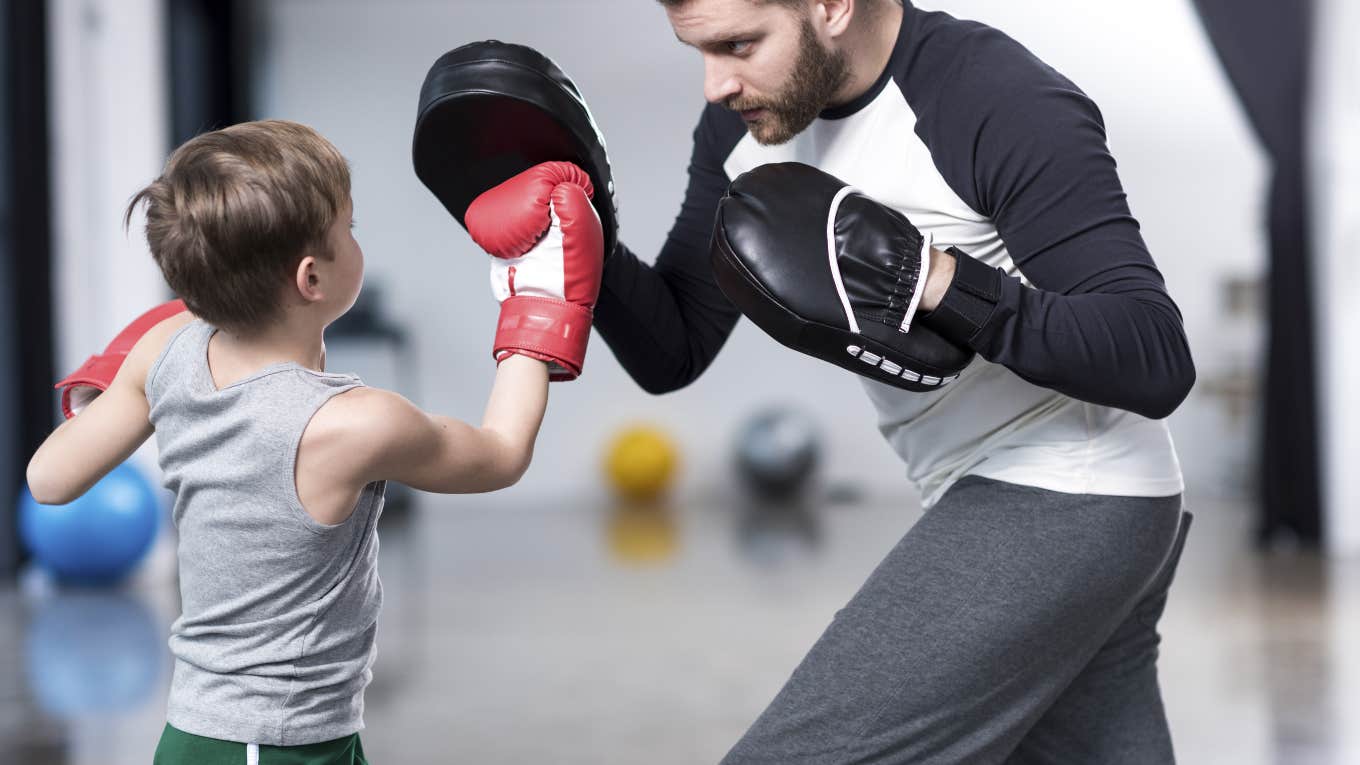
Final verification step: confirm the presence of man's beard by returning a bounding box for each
[727,19,849,145]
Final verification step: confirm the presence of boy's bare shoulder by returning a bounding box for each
[303,386,437,485]
[316,386,423,430]
[122,310,197,384]
[306,387,431,464]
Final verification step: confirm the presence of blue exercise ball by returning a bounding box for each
[18,462,160,584]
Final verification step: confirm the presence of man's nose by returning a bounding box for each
[703,58,741,105]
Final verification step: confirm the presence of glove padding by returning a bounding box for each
[465,161,603,380]
[54,299,188,418]
[711,162,974,392]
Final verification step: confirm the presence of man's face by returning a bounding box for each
[668,0,849,145]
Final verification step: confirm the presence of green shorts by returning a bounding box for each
[153,723,368,765]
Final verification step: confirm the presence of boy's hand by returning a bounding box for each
[465,161,604,381]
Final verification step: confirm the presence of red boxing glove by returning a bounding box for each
[465,161,604,381]
[54,299,188,418]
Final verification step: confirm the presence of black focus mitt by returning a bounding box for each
[711,162,974,393]
[413,40,619,258]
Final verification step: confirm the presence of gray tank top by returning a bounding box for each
[146,320,385,746]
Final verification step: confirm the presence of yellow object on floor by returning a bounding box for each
[604,425,679,502]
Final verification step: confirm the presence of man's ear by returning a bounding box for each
[816,0,855,39]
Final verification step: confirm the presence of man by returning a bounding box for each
[591,0,1196,762]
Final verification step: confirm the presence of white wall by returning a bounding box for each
[49,0,170,379]
[253,0,1265,503]
[1310,0,1360,556]
[48,0,169,480]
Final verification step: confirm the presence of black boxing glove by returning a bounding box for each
[711,162,973,392]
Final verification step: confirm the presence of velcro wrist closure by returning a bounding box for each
[923,247,1004,345]
[493,296,593,381]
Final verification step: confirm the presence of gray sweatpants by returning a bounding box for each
[722,475,1192,765]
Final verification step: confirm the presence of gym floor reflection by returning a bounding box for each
[2,488,1356,764]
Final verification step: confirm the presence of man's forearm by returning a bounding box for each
[925,249,1196,419]
[594,243,739,394]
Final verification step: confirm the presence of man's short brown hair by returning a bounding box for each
[657,0,813,10]
[657,0,891,14]
[127,119,351,333]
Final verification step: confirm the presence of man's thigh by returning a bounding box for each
[1005,512,1193,765]
[720,477,1184,765]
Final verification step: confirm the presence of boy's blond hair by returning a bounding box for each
[127,120,351,332]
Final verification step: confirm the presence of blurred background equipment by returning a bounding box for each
[733,407,822,502]
[18,462,160,585]
[603,424,679,503]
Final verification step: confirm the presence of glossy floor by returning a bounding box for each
[1,487,1355,764]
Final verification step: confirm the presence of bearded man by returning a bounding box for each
[589,1,1197,761]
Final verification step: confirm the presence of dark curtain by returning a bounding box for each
[1191,0,1321,545]
[167,0,254,145]
[2,0,56,577]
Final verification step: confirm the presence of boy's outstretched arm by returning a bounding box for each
[316,160,599,497]
[26,312,195,504]
[323,353,550,495]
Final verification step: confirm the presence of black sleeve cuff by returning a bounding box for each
[923,246,1005,346]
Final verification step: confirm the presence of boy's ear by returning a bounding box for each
[294,255,324,303]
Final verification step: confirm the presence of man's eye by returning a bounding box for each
[727,40,753,55]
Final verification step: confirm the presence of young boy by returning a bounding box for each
[25,120,602,763]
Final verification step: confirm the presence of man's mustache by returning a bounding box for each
[725,98,771,113]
